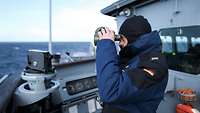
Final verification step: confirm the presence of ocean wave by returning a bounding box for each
[0,42,92,74]
[13,47,20,50]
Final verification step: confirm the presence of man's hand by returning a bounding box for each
[98,27,115,41]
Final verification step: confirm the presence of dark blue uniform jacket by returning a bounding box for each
[96,31,168,113]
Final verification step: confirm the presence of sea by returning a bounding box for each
[0,42,93,75]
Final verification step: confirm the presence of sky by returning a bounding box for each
[0,0,118,42]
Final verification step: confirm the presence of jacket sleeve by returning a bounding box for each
[96,39,139,103]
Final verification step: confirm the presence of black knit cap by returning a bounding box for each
[119,15,152,44]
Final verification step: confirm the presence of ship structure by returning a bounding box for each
[0,0,200,113]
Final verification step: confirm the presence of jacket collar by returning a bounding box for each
[126,31,162,67]
[119,31,162,68]
[129,31,162,53]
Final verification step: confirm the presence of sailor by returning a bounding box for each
[96,16,168,113]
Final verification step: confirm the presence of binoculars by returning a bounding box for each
[94,27,122,46]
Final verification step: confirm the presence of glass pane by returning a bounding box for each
[160,36,173,53]
[191,37,200,47]
[176,36,188,52]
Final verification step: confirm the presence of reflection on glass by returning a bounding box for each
[176,36,188,52]
[160,36,173,53]
[66,76,97,95]
[68,84,76,93]
[83,79,91,89]
[191,37,200,47]
[75,82,84,91]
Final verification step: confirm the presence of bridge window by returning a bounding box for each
[191,37,200,47]
[159,25,200,75]
[160,36,173,53]
[175,36,188,52]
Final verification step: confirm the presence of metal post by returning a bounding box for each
[49,0,53,54]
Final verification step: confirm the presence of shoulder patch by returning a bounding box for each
[127,68,156,89]
[143,68,155,76]
[138,52,168,81]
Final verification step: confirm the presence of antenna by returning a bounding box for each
[49,0,52,54]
